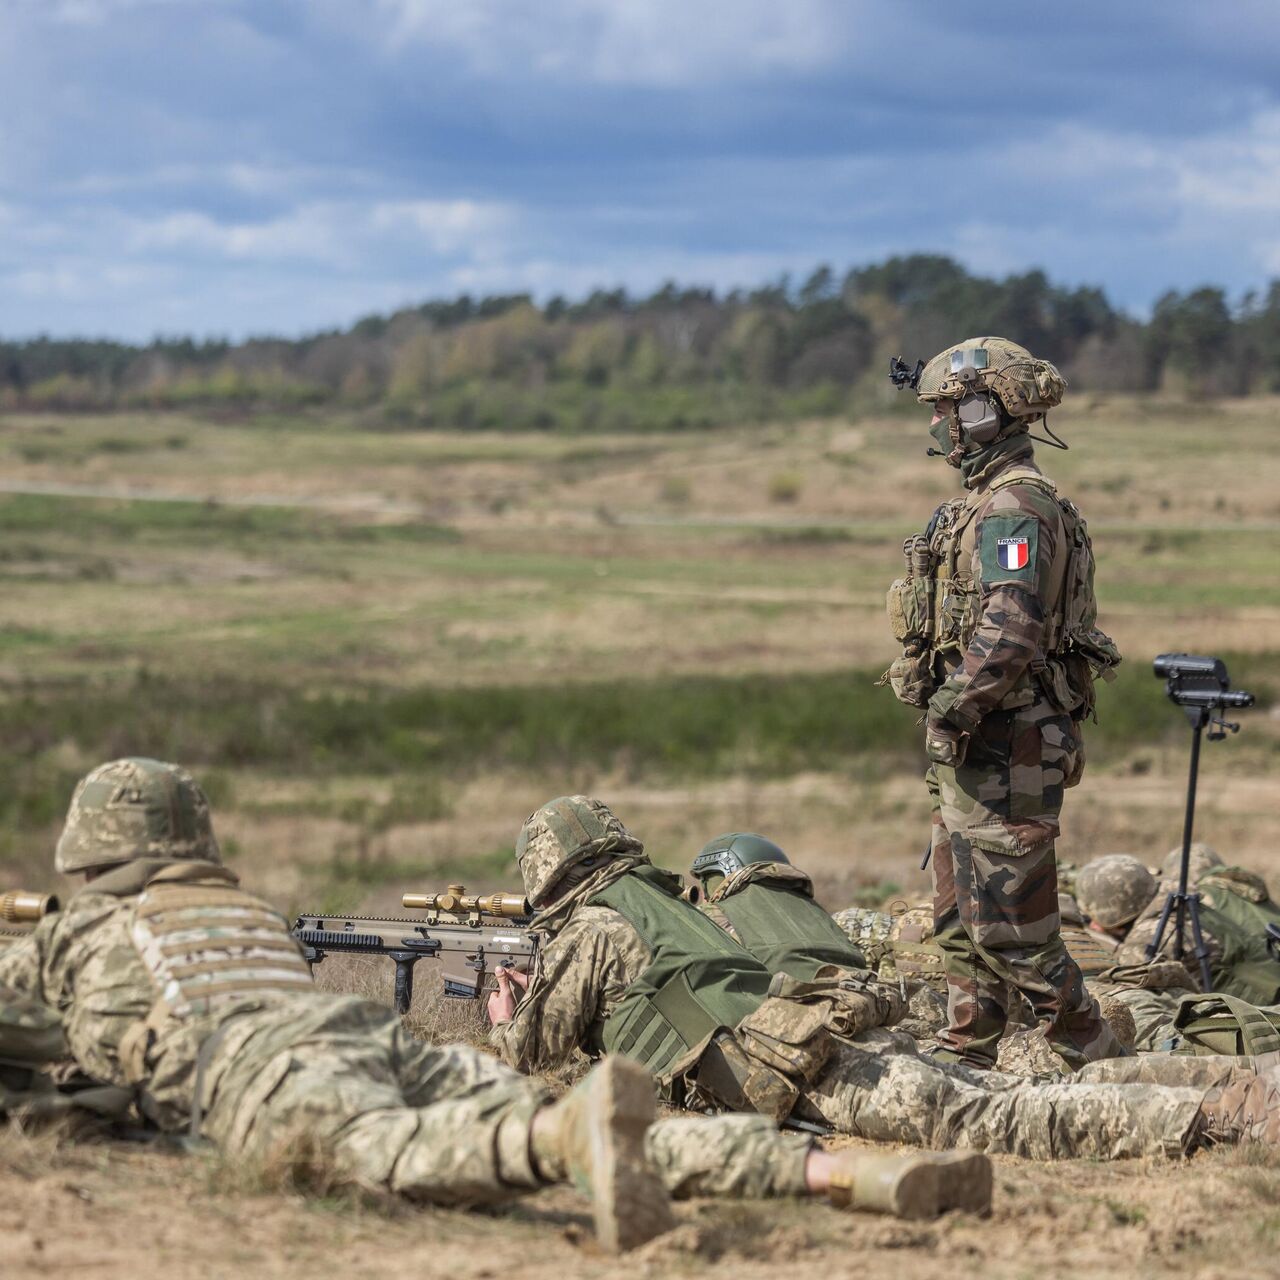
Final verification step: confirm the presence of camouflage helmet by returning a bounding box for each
[1076,854,1156,929]
[1161,841,1223,886]
[54,758,221,875]
[690,832,789,888]
[915,336,1066,424]
[515,795,643,906]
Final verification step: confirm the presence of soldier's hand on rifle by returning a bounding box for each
[487,965,529,1026]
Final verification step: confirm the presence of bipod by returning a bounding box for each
[1145,704,1240,991]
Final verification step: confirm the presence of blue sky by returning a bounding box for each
[3,0,1280,340]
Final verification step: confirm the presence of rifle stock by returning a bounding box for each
[292,883,539,1014]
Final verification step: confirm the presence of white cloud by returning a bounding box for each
[371,0,846,86]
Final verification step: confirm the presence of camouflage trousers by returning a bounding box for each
[201,994,549,1205]
[198,993,812,1205]
[1089,983,1181,1053]
[1076,1053,1250,1088]
[927,698,1120,1069]
[648,1114,810,1198]
[794,1030,1203,1160]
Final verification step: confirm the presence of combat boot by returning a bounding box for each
[1198,1072,1280,1146]
[533,1056,675,1252]
[827,1149,993,1219]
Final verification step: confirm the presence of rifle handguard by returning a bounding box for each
[403,885,529,919]
[1,890,60,923]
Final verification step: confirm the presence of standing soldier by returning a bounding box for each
[884,338,1124,1070]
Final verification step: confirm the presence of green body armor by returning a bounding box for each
[1196,876,1280,1006]
[589,866,773,1078]
[715,881,866,981]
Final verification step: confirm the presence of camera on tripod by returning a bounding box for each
[1145,654,1256,988]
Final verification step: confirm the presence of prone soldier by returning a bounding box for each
[0,758,675,1253]
[488,795,1280,1165]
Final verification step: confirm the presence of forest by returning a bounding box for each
[3,254,1278,430]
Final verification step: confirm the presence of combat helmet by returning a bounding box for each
[516,795,643,906]
[1076,854,1156,930]
[691,832,789,891]
[54,757,221,874]
[1161,842,1223,886]
[914,336,1066,424]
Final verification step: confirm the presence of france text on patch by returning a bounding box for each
[996,536,1030,570]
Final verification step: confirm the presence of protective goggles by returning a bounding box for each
[950,347,989,373]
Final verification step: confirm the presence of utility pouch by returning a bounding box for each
[886,577,933,645]
[879,651,935,709]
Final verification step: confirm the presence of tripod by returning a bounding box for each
[1144,703,1239,991]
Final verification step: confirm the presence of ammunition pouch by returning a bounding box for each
[886,577,934,646]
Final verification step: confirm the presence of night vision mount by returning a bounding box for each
[1145,654,1255,989]
[888,355,924,392]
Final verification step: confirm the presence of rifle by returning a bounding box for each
[0,890,60,947]
[292,883,540,1014]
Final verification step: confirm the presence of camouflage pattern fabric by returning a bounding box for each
[646,1114,810,1198]
[831,907,895,972]
[55,757,220,874]
[494,886,1218,1161]
[1076,855,1156,929]
[0,862,553,1203]
[516,795,644,907]
[200,993,551,1201]
[794,1033,1201,1161]
[928,712,1120,1070]
[1076,1053,1249,1089]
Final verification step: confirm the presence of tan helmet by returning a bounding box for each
[915,335,1066,424]
[1161,842,1223,886]
[1077,854,1156,929]
[54,758,221,874]
[515,795,642,906]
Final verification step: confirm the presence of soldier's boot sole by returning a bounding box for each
[579,1057,675,1252]
[930,1150,993,1215]
[828,1151,941,1219]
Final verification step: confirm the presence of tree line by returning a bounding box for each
[3,255,1277,430]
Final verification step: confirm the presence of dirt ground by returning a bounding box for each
[2,1119,1278,1280]
[3,399,1280,1277]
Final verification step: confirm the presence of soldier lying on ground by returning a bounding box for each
[1116,844,1280,1006]
[690,834,1128,1072]
[0,759,988,1233]
[487,795,1280,1163]
[690,832,949,1043]
[1075,849,1280,1056]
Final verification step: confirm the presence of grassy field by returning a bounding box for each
[2,396,1280,1278]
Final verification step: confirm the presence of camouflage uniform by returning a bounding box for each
[884,338,1122,1071]
[497,800,1216,1161]
[0,862,556,1204]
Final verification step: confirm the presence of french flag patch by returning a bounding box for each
[997,536,1029,570]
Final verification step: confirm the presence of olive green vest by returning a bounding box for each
[589,866,773,1078]
[716,882,866,981]
[1196,879,1280,1007]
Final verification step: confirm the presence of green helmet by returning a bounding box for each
[54,758,221,875]
[915,335,1067,424]
[1161,842,1222,886]
[515,795,643,906]
[690,832,789,889]
[1076,854,1156,929]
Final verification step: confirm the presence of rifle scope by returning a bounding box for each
[403,885,529,918]
[1,890,60,923]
